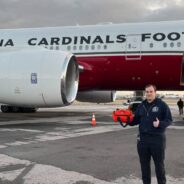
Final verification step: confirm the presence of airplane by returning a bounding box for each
[0,20,184,112]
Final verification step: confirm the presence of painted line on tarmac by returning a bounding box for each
[169,126,184,130]
[0,145,7,149]
[0,125,133,149]
[0,128,43,133]
[0,121,183,149]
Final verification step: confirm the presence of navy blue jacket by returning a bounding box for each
[130,98,172,135]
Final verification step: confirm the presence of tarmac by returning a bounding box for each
[0,101,184,184]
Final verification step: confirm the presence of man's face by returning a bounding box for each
[145,86,156,103]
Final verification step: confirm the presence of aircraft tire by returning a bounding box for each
[12,106,20,113]
[1,105,11,113]
[20,107,38,113]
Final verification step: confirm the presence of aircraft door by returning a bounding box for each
[125,34,142,60]
[180,54,184,85]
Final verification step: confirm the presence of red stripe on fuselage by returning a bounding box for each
[77,54,183,91]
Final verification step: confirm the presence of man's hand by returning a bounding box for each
[153,117,160,128]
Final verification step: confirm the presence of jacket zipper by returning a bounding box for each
[143,103,155,117]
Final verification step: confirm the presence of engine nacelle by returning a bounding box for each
[0,48,79,107]
[76,90,116,103]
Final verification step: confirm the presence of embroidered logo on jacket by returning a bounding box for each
[152,106,159,112]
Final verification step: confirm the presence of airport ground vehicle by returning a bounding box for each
[128,101,142,114]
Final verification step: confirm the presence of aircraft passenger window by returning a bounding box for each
[104,45,107,49]
[73,46,77,50]
[150,43,153,48]
[163,43,167,47]
[50,46,53,50]
[91,45,95,50]
[170,42,174,47]
[97,45,101,50]
[67,46,71,50]
[177,42,181,47]
[56,46,59,50]
[79,45,83,50]
[85,45,89,50]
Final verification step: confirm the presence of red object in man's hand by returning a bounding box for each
[112,109,134,127]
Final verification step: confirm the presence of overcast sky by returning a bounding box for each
[0,0,184,28]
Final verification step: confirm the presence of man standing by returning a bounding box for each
[129,84,172,184]
[177,98,183,115]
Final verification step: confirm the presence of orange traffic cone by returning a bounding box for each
[91,113,97,126]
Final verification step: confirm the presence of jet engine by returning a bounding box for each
[0,48,79,111]
[76,90,116,103]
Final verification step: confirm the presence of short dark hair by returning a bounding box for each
[145,84,157,91]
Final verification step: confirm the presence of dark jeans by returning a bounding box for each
[179,108,183,115]
[137,134,166,184]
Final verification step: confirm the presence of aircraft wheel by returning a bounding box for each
[30,108,38,113]
[12,106,20,113]
[20,107,38,113]
[1,105,11,113]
